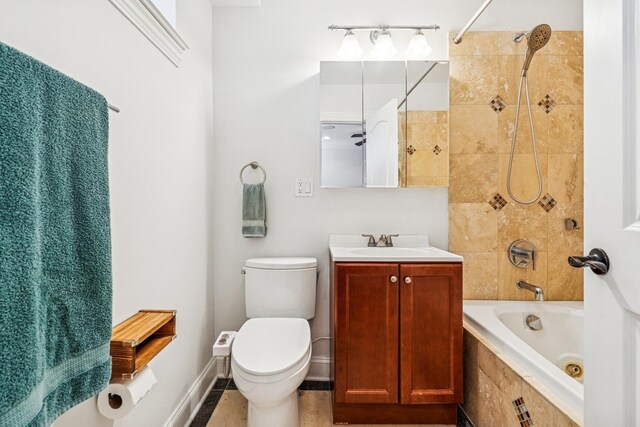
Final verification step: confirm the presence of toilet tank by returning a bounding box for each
[244,257,317,319]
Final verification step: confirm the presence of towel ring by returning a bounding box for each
[239,161,266,185]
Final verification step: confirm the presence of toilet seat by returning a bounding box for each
[232,318,311,381]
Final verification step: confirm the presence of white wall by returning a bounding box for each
[211,0,583,375]
[0,0,214,425]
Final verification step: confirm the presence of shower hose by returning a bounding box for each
[506,74,543,205]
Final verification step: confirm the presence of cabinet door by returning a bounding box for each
[334,263,399,404]
[399,264,462,404]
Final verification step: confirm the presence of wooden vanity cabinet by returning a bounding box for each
[331,262,462,424]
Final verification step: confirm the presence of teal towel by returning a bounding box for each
[242,183,266,237]
[0,43,112,426]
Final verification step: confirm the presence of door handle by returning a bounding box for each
[404,277,412,284]
[568,248,610,276]
[390,276,398,283]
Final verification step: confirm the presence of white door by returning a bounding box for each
[585,0,640,425]
[365,98,399,187]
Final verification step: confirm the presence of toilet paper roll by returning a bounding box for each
[97,366,157,419]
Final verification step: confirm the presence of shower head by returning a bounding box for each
[521,24,552,76]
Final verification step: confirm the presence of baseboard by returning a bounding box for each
[163,357,221,427]
[306,355,330,381]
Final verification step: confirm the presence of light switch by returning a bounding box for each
[295,178,313,197]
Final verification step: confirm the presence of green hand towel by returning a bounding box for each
[0,43,112,427]
[242,183,266,237]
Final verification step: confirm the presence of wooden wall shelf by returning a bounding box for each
[110,309,177,379]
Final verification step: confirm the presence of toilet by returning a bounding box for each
[231,257,317,427]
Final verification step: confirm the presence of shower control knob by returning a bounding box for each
[390,276,397,283]
[404,277,412,284]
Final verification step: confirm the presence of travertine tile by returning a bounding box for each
[497,105,549,154]
[477,369,521,427]
[548,105,583,154]
[450,56,499,105]
[405,111,449,187]
[407,111,439,124]
[547,31,583,56]
[406,175,448,187]
[449,154,499,203]
[498,154,548,205]
[497,31,527,56]
[522,382,580,427]
[450,105,499,154]
[497,203,548,251]
[478,342,522,399]
[299,391,332,426]
[459,252,499,299]
[408,150,448,180]
[548,55,584,105]
[498,55,550,105]
[547,251,584,301]
[449,203,499,252]
[498,250,548,300]
[463,331,480,423]
[449,31,498,56]
[548,154,583,203]
[206,390,247,426]
[547,203,583,254]
[408,122,448,150]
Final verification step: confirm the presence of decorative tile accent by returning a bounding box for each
[513,397,535,427]
[538,193,558,212]
[489,95,507,113]
[538,95,556,114]
[488,192,508,211]
[433,145,443,155]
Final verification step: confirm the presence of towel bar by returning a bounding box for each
[240,161,266,184]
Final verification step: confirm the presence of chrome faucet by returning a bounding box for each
[362,234,399,247]
[516,280,544,301]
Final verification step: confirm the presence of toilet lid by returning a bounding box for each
[233,318,310,376]
[245,257,317,270]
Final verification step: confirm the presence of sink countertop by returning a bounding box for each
[329,234,463,263]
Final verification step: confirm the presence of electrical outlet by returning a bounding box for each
[295,178,313,197]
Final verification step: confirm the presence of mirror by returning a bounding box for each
[320,60,450,188]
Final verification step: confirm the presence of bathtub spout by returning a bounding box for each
[517,280,544,301]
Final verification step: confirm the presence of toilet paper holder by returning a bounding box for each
[98,366,158,419]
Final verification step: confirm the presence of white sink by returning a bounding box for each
[347,247,436,257]
[329,235,463,262]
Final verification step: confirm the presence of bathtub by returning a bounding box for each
[463,300,584,421]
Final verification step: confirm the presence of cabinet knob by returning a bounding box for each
[390,276,397,283]
[404,277,412,284]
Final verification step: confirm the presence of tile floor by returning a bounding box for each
[190,379,473,427]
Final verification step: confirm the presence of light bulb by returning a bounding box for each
[337,30,363,59]
[405,30,432,59]
[371,30,397,59]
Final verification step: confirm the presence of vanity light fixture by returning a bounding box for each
[328,24,439,59]
[337,30,364,59]
[405,30,433,59]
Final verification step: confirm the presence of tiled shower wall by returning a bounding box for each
[448,31,584,301]
[400,111,449,187]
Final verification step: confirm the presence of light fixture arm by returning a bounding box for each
[328,24,440,32]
